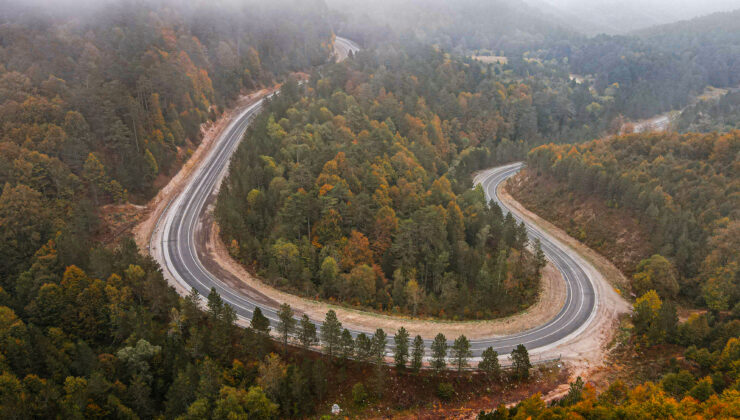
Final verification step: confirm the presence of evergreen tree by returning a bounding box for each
[340,329,355,361]
[451,335,471,374]
[297,314,317,349]
[276,303,295,355]
[371,328,387,365]
[478,347,500,379]
[393,327,410,370]
[431,333,448,372]
[355,333,373,363]
[511,344,531,380]
[251,307,270,336]
[320,310,342,359]
[411,335,425,373]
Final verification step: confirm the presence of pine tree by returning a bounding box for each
[411,335,425,373]
[511,344,531,380]
[320,310,342,359]
[355,333,373,363]
[393,327,410,370]
[431,333,447,373]
[340,329,354,361]
[251,307,270,336]
[297,314,317,349]
[451,335,471,374]
[478,347,500,379]
[276,303,295,355]
[371,328,387,366]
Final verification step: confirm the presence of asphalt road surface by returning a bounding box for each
[333,36,361,61]
[149,39,597,359]
[150,94,597,358]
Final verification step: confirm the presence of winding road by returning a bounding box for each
[147,40,601,360]
[333,36,361,61]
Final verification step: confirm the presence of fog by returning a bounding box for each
[531,0,740,33]
[2,0,739,34]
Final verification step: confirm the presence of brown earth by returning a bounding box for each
[208,218,567,339]
[497,176,631,400]
[507,169,651,287]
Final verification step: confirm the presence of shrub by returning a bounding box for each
[352,383,368,406]
[436,382,455,401]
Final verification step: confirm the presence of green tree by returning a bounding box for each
[271,239,299,277]
[340,329,355,361]
[451,335,471,374]
[319,256,339,298]
[393,327,410,370]
[371,328,387,365]
[83,153,109,205]
[251,307,271,336]
[297,314,317,349]
[431,333,448,372]
[411,335,425,373]
[511,344,531,380]
[352,383,368,407]
[320,310,342,358]
[0,184,50,277]
[212,386,278,420]
[633,255,679,299]
[355,333,373,363]
[479,347,500,379]
[561,377,584,406]
[276,303,295,355]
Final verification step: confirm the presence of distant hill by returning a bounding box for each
[526,0,740,35]
[327,0,579,53]
[637,9,740,41]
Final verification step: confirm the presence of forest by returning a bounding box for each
[525,131,738,308]
[0,0,332,277]
[0,0,341,418]
[334,2,740,122]
[675,90,740,133]
[214,42,634,319]
[0,0,738,418]
[507,130,740,419]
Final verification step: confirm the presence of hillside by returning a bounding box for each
[0,1,739,418]
[327,0,578,52]
[527,0,740,34]
[515,131,739,309]
[216,48,556,320]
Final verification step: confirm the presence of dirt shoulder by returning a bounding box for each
[133,89,273,253]
[507,169,649,285]
[499,176,631,396]
[207,220,567,340]
[133,82,568,340]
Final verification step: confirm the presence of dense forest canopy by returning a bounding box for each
[214,42,642,319]
[0,0,738,418]
[331,2,740,124]
[513,132,740,417]
[0,0,332,276]
[216,49,550,319]
[526,131,739,310]
[0,1,345,418]
[541,10,740,119]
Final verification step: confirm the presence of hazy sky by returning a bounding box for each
[4,0,740,34]
[532,0,740,32]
